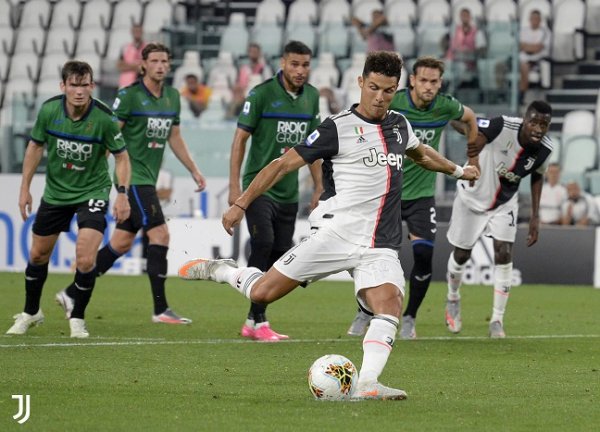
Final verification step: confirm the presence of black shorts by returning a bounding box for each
[401,197,437,242]
[32,198,108,236]
[116,185,166,233]
[245,195,298,251]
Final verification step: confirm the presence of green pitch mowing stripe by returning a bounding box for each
[2,333,600,349]
[1,273,599,431]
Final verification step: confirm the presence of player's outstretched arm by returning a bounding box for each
[113,150,131,223]
[168,125,206,192]
[222,148,307,235]
[407,143,479,181]
[19,141,44,221]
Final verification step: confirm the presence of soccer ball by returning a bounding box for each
[308,354,358,401]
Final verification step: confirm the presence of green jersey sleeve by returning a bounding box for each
[237,87,264,132]
[112,88,131,122]
[444,94,465,121]
[30,103,48,144]
[104,115,127,153]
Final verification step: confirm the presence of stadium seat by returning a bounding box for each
[550,0,585,63]
[586,170,600,195]
[562,110,596,141]
[391,25,416,59]
[416,24,448,57]
[0,0,13,28]
[595,89,600,143]
[18,0,52,29]
[561,135,598,187]
[287,0,318,28]
[318,22,349,58]
[586,0,600,35]
[309,52,339,89]
[76,27,108,58]
[349,26,367,56]
[45,27,76,56]
[219,13,249,60]
[36,78,62,101]
[105,28,133,63]
[386,0,417,25]
[143,0,178,34]
[254,0,286,25]
[0,48,9,81]
[112,0,144,30]
[252,24,283,59]
[80,0,112,30]
[353,0,384,20]
[285,23,317,54]
[340,52,366,98]
[319,0,351,25]
[485,0,517,22]
[50,0,82,30]
[8,52,39,81]
[418,0,451,24]
[13,27,46,54]
[207,51,237,88]
[0,26,14,56]
[39,53,70,81]
[172,50,204,91]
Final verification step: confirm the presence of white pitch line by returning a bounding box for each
[1,334,599,349]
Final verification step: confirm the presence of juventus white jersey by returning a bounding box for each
[295,105,419,250]
[457,116,553,212]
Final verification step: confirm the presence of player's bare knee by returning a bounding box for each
[147,225,169,245]
[494,241,512,264]
[75,255,96,272]
[453,248,471,265]
[29,249,51,264]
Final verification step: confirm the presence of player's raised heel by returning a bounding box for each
[445,298,462,333]
[351,382,408,401]
[55,289,74,319]
[6,310,45,335]
[347,310,372,336]
[178,258,238,281]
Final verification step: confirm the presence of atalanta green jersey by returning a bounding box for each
[238,72,320,203]
[390,89,464,200]
[30,95,126,205]
[112,80,180,185]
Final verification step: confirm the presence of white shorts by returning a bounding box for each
[273,226,406,312]
[447,194,518,250]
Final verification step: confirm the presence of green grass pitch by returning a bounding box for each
[0,271,599,431]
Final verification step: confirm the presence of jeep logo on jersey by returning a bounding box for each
[496,162,521,183]
[414,128,435,145]
[56,139,93,162]
[363,148,404,170]
[276,121,308,145]
[146,118,172,139]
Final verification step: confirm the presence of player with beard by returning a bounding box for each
[227,40,322,341]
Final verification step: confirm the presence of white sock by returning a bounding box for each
[216,266,263,300]
[491,263,512,323]
[447,252,465,301]
[244,318,255,328]
[357,314,399,386]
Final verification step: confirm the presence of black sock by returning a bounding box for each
[24,262,48,315]
[403,242,434,319]
[96,244,121,276]
[70,267,98,319]
[65,245,118,299]
[147,244,169,315]
[249,303,267,323]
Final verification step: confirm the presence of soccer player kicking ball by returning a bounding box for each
[6,61,131,338]
[179,51,479,400]
[445,101,553,338]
